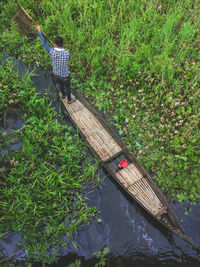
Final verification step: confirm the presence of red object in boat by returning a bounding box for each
[118,159,128,168]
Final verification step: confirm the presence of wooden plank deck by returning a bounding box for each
[115,163,143,186]
[128,179,166,216]
[61,94,122,161]
[116,164,166,216]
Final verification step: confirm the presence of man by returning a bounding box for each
[35,25,75,103]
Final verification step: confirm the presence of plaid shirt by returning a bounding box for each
[38,31,70,78]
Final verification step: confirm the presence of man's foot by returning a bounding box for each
[62,95,66,99]
[68,97,76,104]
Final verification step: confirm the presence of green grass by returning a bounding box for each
[0,58,98,265]
[0,0,199,228]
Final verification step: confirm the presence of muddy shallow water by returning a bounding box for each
[0,55,200,266]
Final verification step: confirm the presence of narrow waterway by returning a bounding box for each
[0,55,200,266]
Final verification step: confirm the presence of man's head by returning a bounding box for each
[54,36,64,47]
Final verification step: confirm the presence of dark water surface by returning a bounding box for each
[0,55,200,266]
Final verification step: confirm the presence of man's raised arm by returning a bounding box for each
[35,25,52,53]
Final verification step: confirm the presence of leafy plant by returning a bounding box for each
[0,59,98,265]
[93,247,110,267]
[67,260,81,267]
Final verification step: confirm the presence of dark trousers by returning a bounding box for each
[52,74,71,101]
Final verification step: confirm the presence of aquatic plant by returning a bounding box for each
[0,58,98,264]
[67,260,81,267]
[1,0,199,203]
[93,247,110,267]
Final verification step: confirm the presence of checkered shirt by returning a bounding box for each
[50,48,70,78]
[38,31,70,78]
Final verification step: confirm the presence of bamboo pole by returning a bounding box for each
[14,0,84,82]
[14,0,54,46]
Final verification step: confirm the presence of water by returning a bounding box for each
[0,55,200,266]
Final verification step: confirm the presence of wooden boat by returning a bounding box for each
[14,0,199,254]
[56,88,198,251]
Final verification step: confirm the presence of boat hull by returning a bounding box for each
[55,87,198,251]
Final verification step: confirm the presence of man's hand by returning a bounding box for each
[35,25,41,32]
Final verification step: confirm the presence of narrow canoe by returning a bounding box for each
[56,87,198,251]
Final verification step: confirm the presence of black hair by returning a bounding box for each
[54,36,64,47]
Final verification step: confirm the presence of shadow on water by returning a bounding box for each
[0,54,200,266]
[0,107,24,159]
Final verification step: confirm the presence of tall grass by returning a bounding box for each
[0,58,98,264]
[1,0,199,201]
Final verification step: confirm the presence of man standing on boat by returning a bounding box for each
[35,25,75,103]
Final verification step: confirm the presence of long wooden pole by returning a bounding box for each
[14,0,84,82]
[14,0,54,46]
